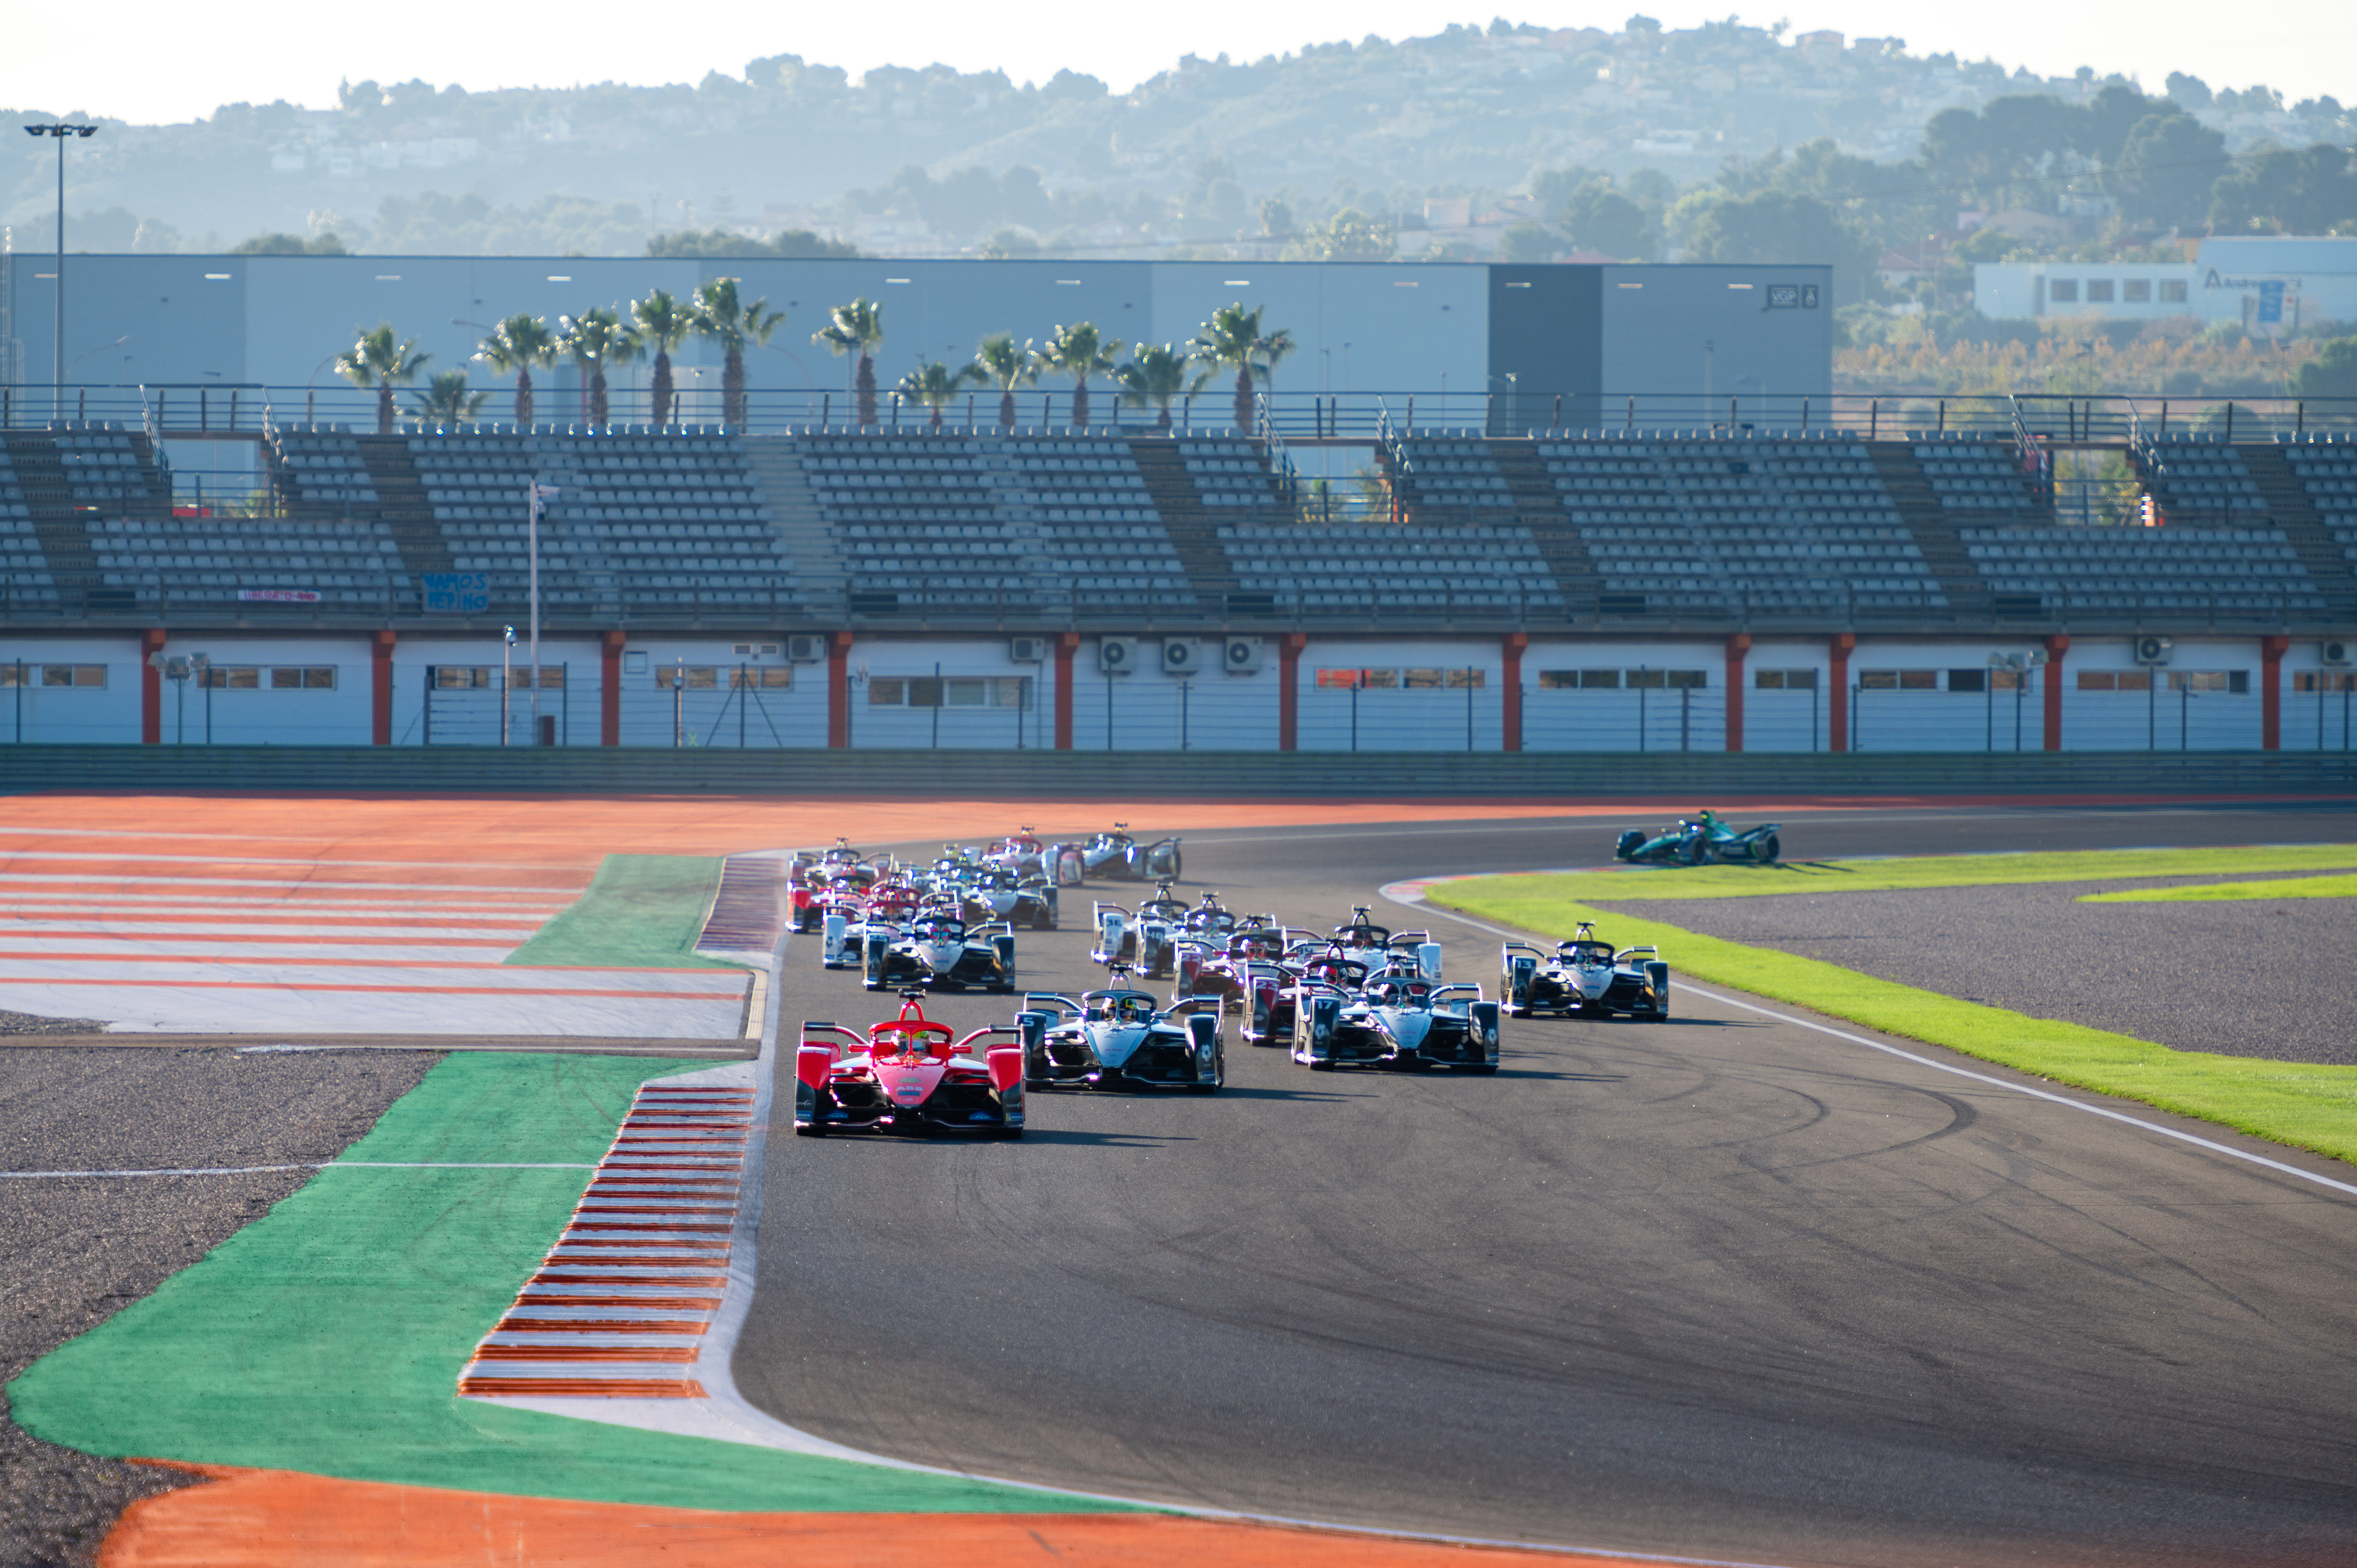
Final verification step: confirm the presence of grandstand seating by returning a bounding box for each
[52,428,168,519]
[0,420,2347,630]
[800,433,1196,613]
[1960,524,2322,615]
[0,447,55,607]
[1219,522,1560,616]
[1396,440,1514,514]
[87,515,403,608]
[1910,437,2035,511]
[1180,438,1288,512]
[1533,434,1940,615]
[275,431,379,512]
[2283,441,2357,529]
[2140,436,2267,516]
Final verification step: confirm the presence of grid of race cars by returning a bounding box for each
[786,829,1671,1141]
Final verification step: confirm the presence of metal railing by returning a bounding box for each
[9,385,2355,443]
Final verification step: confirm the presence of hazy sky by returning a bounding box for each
[7,0,2350,125]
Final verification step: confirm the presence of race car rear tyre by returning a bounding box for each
[1459,1064,1498,1074]
[1187,1082,1219,1095]
[794,1125,826,1137]
[997,1127,1025,1140]
[1754,835,1779,865]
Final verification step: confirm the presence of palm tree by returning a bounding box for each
[1188,302,1295,432]
[896,360,982,430]
[1039,321,1123,429]
[815,297,885,426]
[970,334,1039,429]
[1115,343,1191,431]
[556,307,638,428]
[689,278,786,429]
[409,369,488,428]
[334,323,430,435]
[474,314,556,429]
[631,288,696,428]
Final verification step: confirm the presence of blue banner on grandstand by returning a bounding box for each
[422,572,489,614]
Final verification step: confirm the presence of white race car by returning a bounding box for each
[1018,975,1224,1092]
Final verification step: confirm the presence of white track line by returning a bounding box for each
[1385,880,2357,1204]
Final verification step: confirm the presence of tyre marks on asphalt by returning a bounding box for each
[459,1084,755,1398]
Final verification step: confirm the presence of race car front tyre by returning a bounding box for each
[794,1124,827,1137]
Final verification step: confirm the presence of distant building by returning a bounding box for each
[1973,237,2357,329]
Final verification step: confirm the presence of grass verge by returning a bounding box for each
[7,1051,1130,1512]
[506,854,738,969]
[2081,873,2357,903]
[1426,883,2357,1168]
[1493,844,2357,903]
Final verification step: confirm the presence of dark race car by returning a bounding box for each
[1089,882,1191,980]
[959,867,1060,931]
[863,910,1016,993]
[1018,975,1224,1093]
[793,992,1025,1139]
[1050,824,1182,884]
[1501,922,1670,1020]
[1290,970,1500,1074]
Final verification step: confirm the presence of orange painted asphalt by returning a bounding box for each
[11,787,2327,880]
[108,1466,1676,1568]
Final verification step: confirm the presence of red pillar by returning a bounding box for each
[1723,633,1751,753]
[1278,634,1306,751]
[1827,633,1854,752]
[1054,633,1078,750]
[1501,632,1527,753]
[2043,633,2071,752]
[2261,634,2288,751]
[140,628,166,744]
[601,631,624,745]
[371,630,396,745]
[827,632,853,748]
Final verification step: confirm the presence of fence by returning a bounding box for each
[9,385,2356,443]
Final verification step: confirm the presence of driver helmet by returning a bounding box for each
[1118,996,1152,1024]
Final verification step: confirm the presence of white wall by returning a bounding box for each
[1295,638,1502,754]
[844,636,1043,752]
[157,634,371,746]
[2059,637,2264,753]
[0,637,143,744]
[1742,641,1832,754]
[1845,639,2054,753]
[1521,640,1726,754]
[1065,636,1280,752]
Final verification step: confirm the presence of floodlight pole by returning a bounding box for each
[528,481,557,743]
[25,123,98,416]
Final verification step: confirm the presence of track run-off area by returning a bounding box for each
[5,789,2357,1567]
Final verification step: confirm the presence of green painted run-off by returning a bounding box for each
[9,1051,1130,1512]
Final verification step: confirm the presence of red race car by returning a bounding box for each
[794,992,1027,1139]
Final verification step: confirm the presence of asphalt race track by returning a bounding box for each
[739,803,2357,1568]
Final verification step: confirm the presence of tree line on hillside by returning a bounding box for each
[332,295,1295,433]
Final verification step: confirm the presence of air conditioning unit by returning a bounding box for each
[786,634,826,663]
[2323,638,2353,667]
[1161,638,1203,676]
[1222,636,1264,675]
[1098,636,1138,675]
[2134,635,2175,666]
[1009,636,1047,663]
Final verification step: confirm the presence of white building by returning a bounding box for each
[1974,237,2357,330]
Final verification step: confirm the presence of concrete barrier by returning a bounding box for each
[2,746,2353,798]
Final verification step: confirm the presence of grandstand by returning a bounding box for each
[2,407,2353,752]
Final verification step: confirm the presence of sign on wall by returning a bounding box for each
[421,572,490,614]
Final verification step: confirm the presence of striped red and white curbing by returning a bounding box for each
[459,1083,757,1399]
